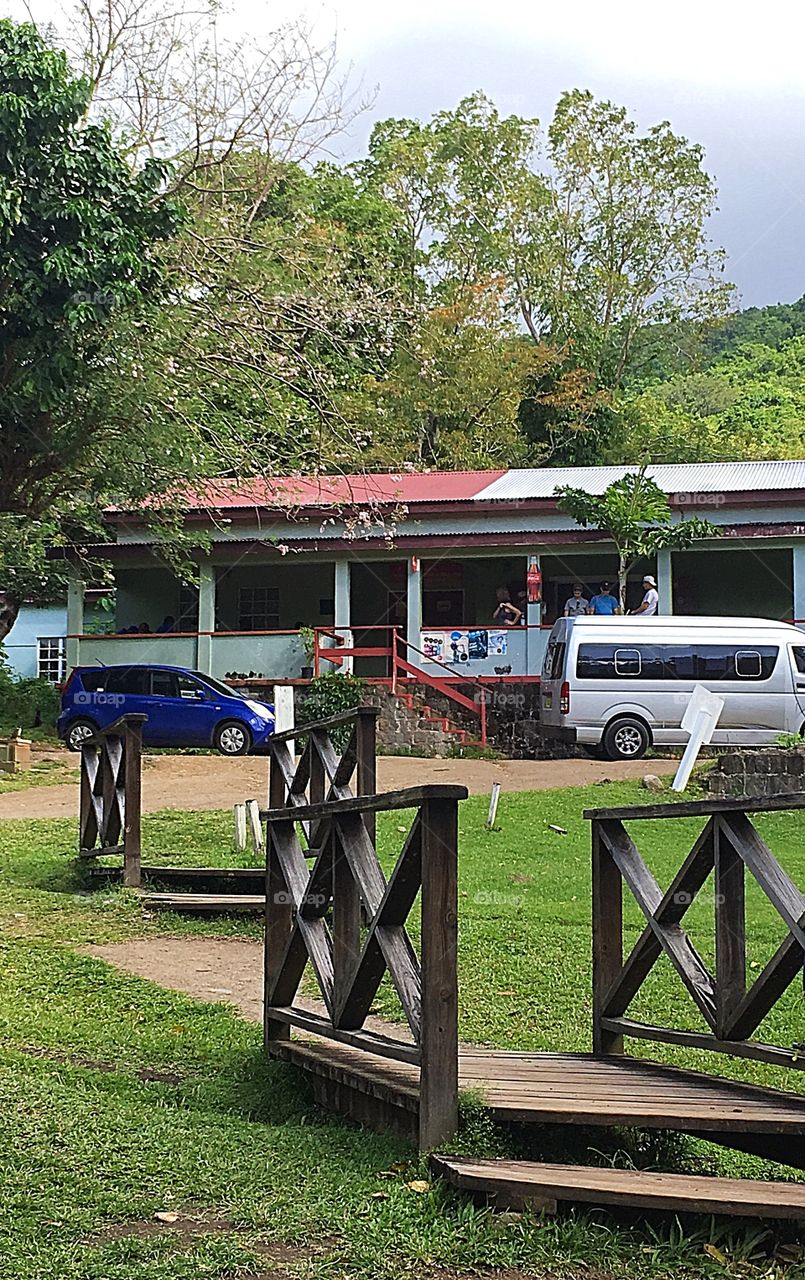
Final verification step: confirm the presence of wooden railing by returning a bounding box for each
[78,714,145,887]
[263,706,466,1147]
[587,794,805,1070]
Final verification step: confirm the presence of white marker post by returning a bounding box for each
[233,803,247,851]
[273,683,295,760]
[672,684,724,793]
[486,781,501,829]
[246,798,264,853]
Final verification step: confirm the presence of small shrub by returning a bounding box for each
[774,732,805,749]
[0,655,60,729]
[297,672,367,750]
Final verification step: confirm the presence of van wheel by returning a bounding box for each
[215,720,252,756]
[603,717,650,761]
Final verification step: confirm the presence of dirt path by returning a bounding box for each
[84,937,411,1043]
[0,750,677,820]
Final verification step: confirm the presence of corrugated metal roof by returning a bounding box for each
[172,470,505,511]
[474,460,805,501]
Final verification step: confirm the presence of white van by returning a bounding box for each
[540,616,805,760]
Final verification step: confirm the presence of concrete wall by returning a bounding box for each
[3,600,108,679]
[216,562,335,631]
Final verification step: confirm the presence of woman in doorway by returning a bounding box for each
[493,586,523,626]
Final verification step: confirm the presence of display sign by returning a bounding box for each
[421,628,508,664]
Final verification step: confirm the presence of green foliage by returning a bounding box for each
[556,465,719,606]
[297,673,367,748]
[0,656,60,728]
[774,733,805,749]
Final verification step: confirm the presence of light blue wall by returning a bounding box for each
[3,604,66,678]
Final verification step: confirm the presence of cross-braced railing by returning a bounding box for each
[264,706,466,1148]
[78,714,145,887]
[587,794,805,1070]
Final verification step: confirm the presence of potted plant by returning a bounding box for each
[298,626,316,679]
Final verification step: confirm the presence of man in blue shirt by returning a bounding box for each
[588,581,621,616]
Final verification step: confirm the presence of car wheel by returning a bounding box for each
[215,720,252,756]
[603,717,650,761]
[66,719,98,751]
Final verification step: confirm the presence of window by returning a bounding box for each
[37,637,66,684]
[614,648,641,676]
[177,584,199,630]
[576,642,779,682]
[238,587,279,630]
[792,646,805,676]
[80,669,107,692]
[150,669,178,697]
[105,667,150,695]
[735,650,762,679]
[543,640,566,680]
[177,674,206,700]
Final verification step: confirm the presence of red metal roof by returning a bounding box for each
[169,470,506,512]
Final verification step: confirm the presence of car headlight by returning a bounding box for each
[245,699,274,721]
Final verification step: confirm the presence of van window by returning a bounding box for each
[792,646,805,676]
[576,642,778,682]
[735,651,762,679]
[543,640,566,680]
[614,648,641,676]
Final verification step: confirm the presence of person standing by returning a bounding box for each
[632,575,659,616]
[563,583,589,617]
[587,581,621,616]
[493,586,523,626]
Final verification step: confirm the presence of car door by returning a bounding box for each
[144,669,221,746]
[103,667,152,735]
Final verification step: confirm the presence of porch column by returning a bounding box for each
[657,547,673,615]
[525,553,543,677]
[66,565,85,671]
[793,542,805,630]
[406,556,422,659]
[333,558,352,673]
[196,560,216,674]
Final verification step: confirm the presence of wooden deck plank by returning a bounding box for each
[139,892,265,913]
[432,1156,805,1219]
[268,1039,805,1137]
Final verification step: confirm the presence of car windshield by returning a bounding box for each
[190,671,247,699]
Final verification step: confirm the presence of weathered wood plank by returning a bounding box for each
[419,795,459,1149]
[591,819,623,1054]
[431,1156,805,1219]
[714,815,746,1039]
[600,1017,805,1071]
[719,811,805,948]
[584,793,805,821]
[261,784,468,825]
[271,706,380,743]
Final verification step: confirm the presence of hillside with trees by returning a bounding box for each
[2,0,804,630]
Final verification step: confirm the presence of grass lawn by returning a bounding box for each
[1,780,804,1279]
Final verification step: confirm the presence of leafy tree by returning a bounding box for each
[555,467,718,608]
[0,18,185,639]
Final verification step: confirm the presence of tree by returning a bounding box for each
[555,467,718,608]
[0,18,185,639]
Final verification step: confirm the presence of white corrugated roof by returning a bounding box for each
[474,459,805,501]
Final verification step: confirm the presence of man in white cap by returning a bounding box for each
[632,574,659,616]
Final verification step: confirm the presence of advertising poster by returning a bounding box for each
[487,631,508,656]
[421,633,445,661]
[421,628,509,664]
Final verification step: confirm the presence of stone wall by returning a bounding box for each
[707,748,805,798]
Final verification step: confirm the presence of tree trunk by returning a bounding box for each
[0,593,21,644]
[617,554,628,613]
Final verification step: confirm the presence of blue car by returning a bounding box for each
[58,664,275,755]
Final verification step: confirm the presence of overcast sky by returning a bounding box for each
[18,0,805,309]
[279,0,805,310]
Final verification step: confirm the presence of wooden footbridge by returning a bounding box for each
[77,710,805,1217]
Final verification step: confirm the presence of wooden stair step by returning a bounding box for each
[431,1156,805,1219]
[138,891,265,914]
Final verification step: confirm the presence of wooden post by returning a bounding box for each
[265,745,292,1045]
[418,796,459,1150]
[79,744,94,851]
[122,720,142,888]
[355,707,377,847]
[592,819,623,1054]
[714,816,746,1039]
[333,827,361,1025]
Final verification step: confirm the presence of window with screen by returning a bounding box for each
[238,587,279,630]
[37,637,66,683]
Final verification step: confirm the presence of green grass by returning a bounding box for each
[0,755,77,794]
[0,780,804,1279]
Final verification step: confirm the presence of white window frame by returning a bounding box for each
[238,586,280,631]
[37,636,67,683]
